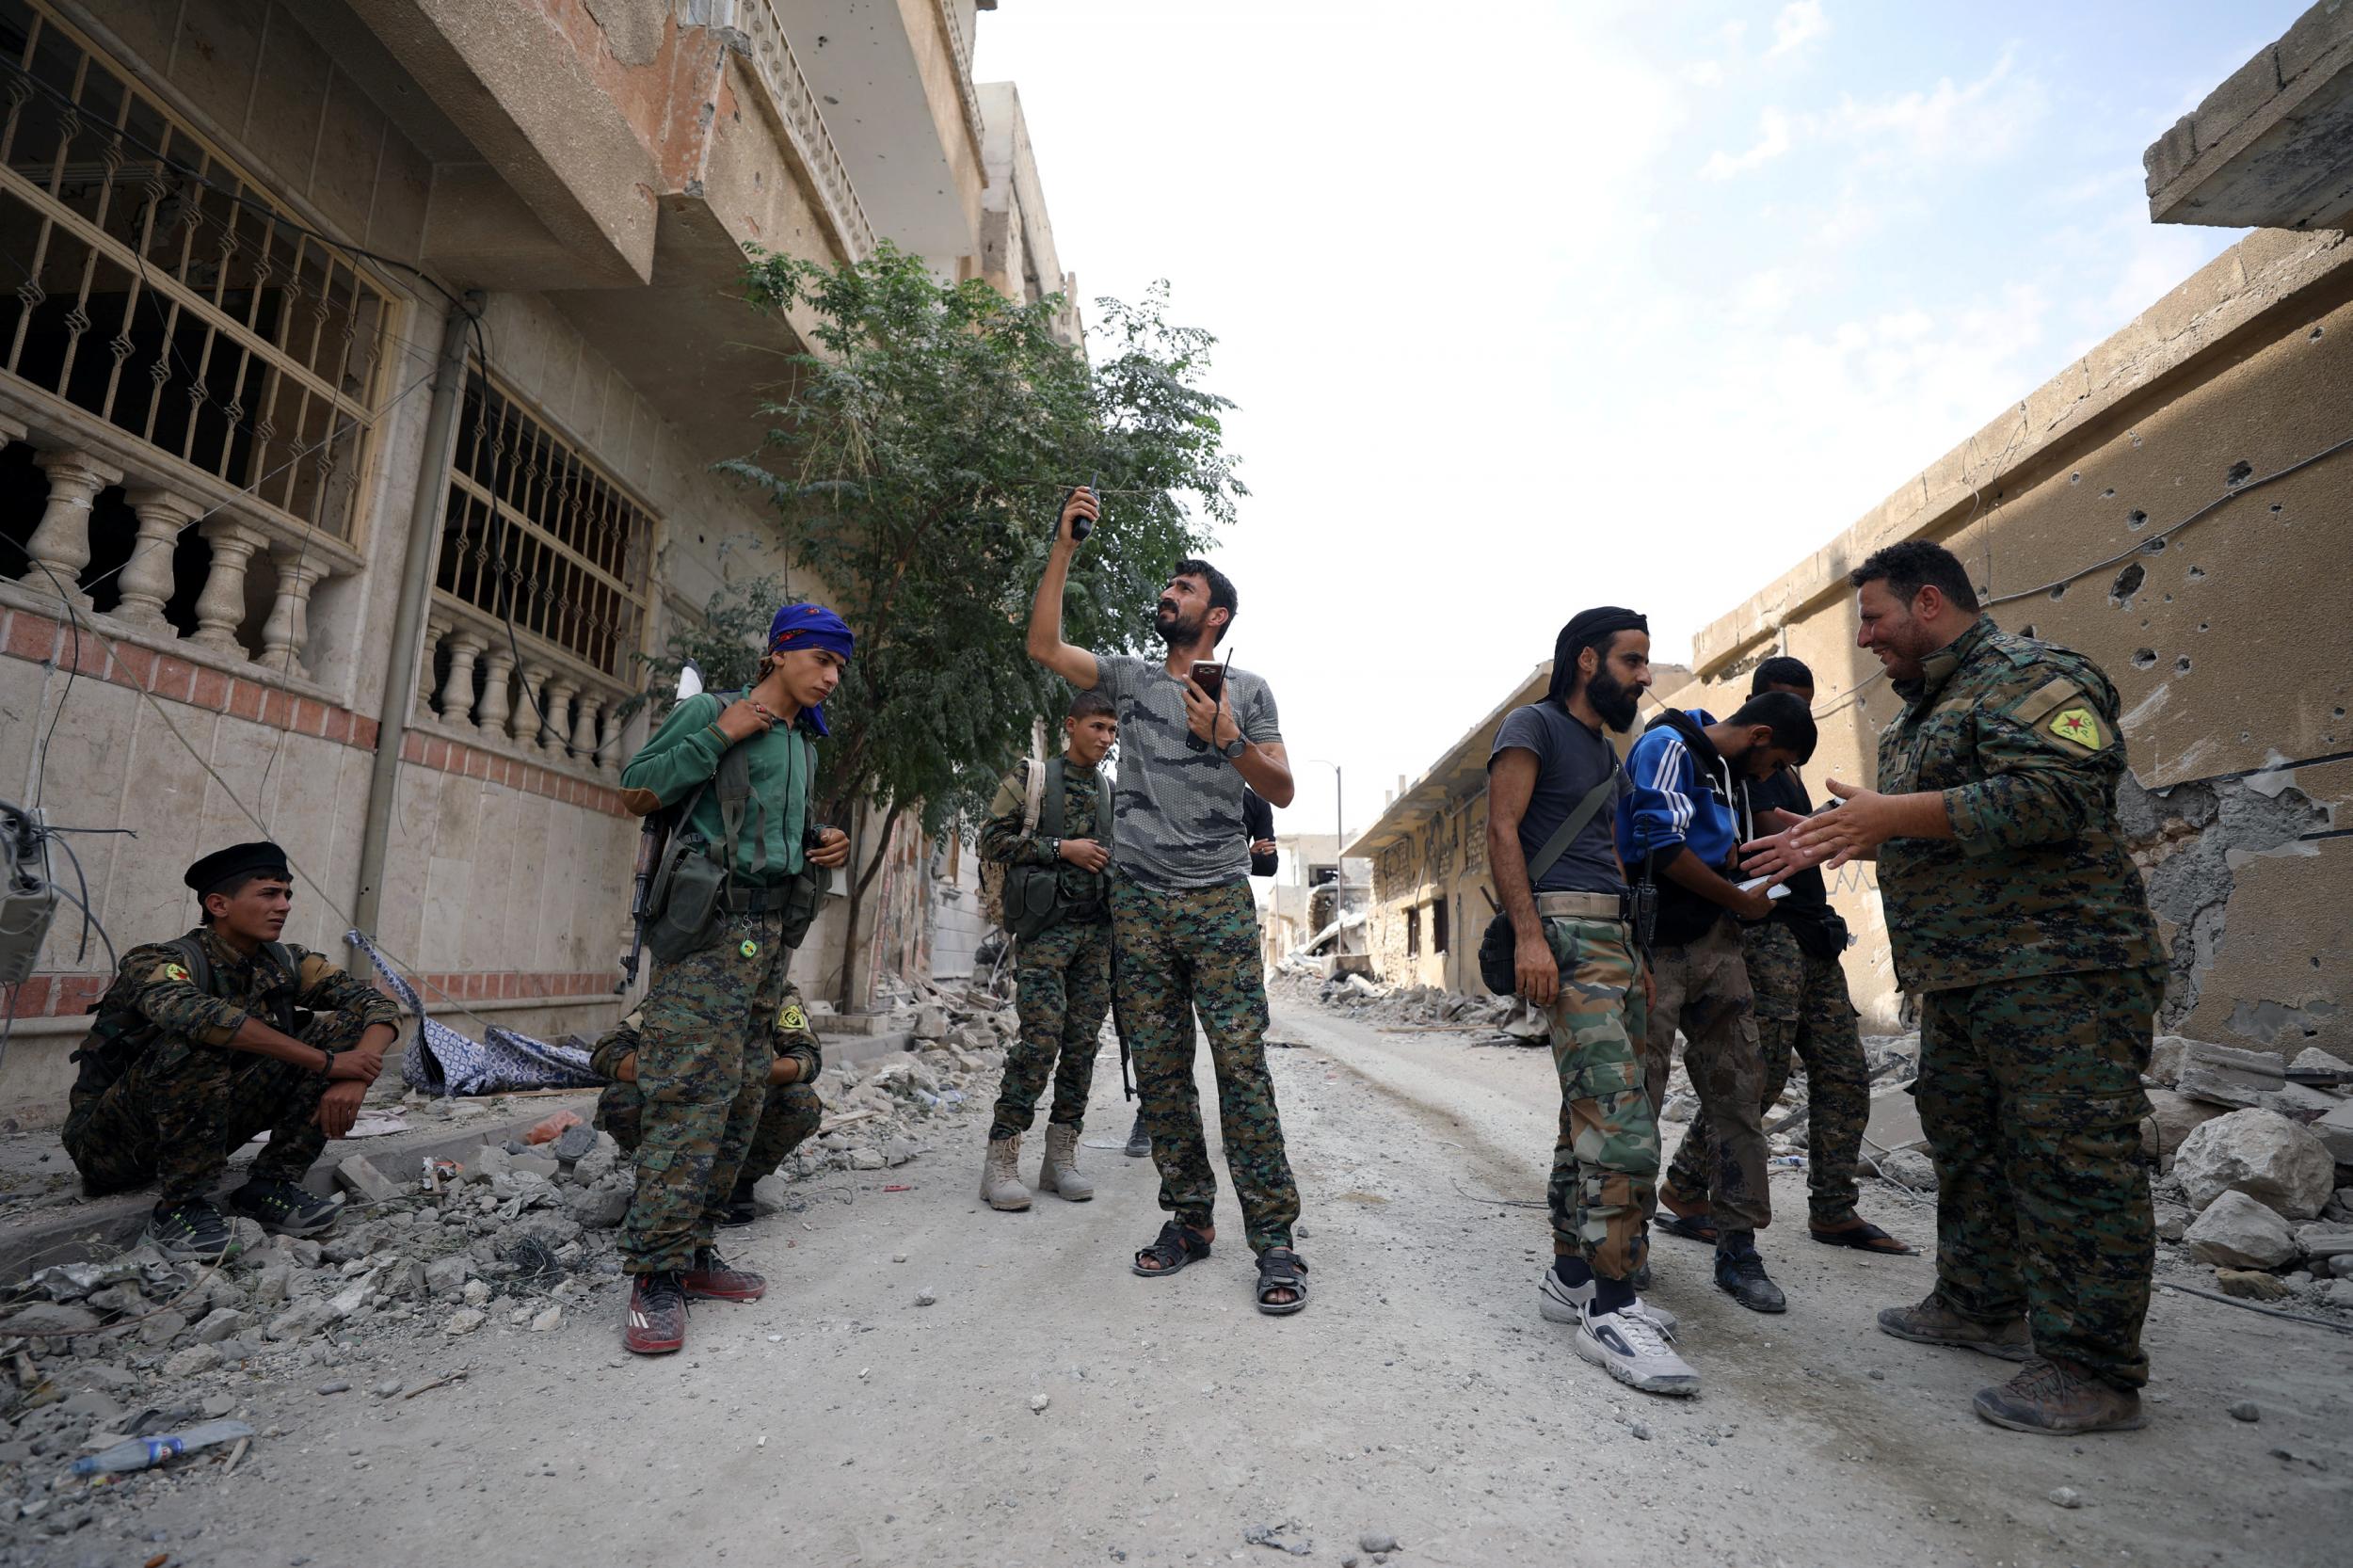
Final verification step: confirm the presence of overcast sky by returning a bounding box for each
[973,1,2291,841]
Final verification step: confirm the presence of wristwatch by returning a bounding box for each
[1045,837,1062,860]
[1220,737,1247,761]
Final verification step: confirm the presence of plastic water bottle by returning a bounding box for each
[71,1419,253,1477]
[1769,1155,1807,1170]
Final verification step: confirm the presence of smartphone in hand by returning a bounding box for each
[1190,661,1225,703]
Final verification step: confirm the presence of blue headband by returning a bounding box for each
[768,603,853,736]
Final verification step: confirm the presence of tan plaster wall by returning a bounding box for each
[1669,228,2353,1051]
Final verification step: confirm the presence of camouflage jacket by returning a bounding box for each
[109,926,401,1047]
[1874,616,2159,993]
[978,759,1112,910]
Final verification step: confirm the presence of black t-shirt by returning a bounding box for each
[1488,702,1625,895]
[1745,766,1829,915]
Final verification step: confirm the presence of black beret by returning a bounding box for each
[184,841,291,897]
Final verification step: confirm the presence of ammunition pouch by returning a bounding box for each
[1000,759,1113,944]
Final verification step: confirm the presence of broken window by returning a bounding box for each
[1432,897,1449,954]
[1405,905,1421,958]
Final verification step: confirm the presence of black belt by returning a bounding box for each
[718,884,790,915]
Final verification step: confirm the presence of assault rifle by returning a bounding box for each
[616,660,705,993]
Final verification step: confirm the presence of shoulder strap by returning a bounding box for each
[260,941,299,1033]
[1096,771,1114,845]
[1020,719,1047,835]
[174,936,212,999]
[1040,758,1067,840]
[1527,762,1622,884]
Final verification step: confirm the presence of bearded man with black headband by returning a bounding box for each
[1485,607,1701,1396]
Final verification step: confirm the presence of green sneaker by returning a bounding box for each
[227,1177,343,1238]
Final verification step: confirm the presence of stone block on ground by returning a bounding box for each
[2314,1102,2353,1165]
[2147,1035,2192,1087]
[2144,1090,2230,1172]
[2183,1190,2297,1269]
[335,1155,404,1205]
[2295,1224,2353,1260]
[2290,1047,2351,1079]
[2174,1109,2336,1219]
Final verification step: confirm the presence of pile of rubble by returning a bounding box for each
[2141,1038,2353,1315]
[1270,968,1520,1034]
[0,999,1016,1544]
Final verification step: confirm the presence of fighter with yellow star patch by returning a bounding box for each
[1749,541,2161,1438]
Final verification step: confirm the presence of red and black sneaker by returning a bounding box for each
[623,1271,689,1355]
[681,1245,766,1303]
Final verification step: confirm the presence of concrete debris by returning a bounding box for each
[2213,1268,2295,1301]
[1029,1393,1049,1413]
[2048,1487,2084,1510]
[2229,1401,2262,1422]
[2173,1109,2337,1219]
[443,1307,488,1337]
[2183,1191,2298,1268]
[1872,1149,1939,1192]
[2314,1102,2353,1165]
[2296,1225,2353,1260]
[335,1155,405,1205]
[1359,1531,1402,1554]
[2144,1090,2230,1172]
[915,1289,938,1307]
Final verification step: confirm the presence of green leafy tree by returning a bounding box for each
[699,242,1242,1007]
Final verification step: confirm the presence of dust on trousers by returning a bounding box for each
[1111,878,1299,1254]
[1541,915,1654,1280]
[63,1009,376,1203]
[991,915,1113,1143]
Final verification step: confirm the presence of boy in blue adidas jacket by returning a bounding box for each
[1613,693,1816,1313]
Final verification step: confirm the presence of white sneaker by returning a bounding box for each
[1575,1302,1701,1397]
[1537,1267,1678,1337]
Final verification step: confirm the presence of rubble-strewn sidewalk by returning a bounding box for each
[0,979,1020,1552]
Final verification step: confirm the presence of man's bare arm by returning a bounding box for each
[1485,750,1560,1006]
[1233,739,1294,808]
[1025,490,1101,689]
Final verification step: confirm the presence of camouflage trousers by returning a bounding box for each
[618,910,795,1273]
[1112,877,1299,1254]
[592,1036,823,1190]
[1918,964,2161,1390]
[990,915,1113,1142]
[1542,916,1654,1280]
[1667,921,1870,1225]
[62,1010,373,1203]
[1644,917,1770,1234]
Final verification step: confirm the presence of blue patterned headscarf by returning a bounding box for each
[767,602,854,735]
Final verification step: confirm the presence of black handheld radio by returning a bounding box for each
[1065,474,1100,541]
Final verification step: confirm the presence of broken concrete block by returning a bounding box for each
[136,1310,189,1347]
[442,1307,487,1336]
[2144,1090,2229,1172]
[2326,1280,2353,1311]
[2291,1047,2351,1079]
[751,1175,792,1217]
[1,1303,101,1337]
[510,1153,560,1181]
[2183,1191,2297,1269]
[1877,1148,1938,1192]
[192,1308,249,1345]
[2175,1109,2337,1219]
[552,1123,598,1162]
[160,1344,223,1379]
[2295,1224,2353,1261]
[252,1265,292,1307]
[423,1256,470,1300]
[463,1144,513,1185]
[335,1155,404,1205]
[2214,1268,2295,1301]
[2154,1201,2193,1243]
[2314,1102,2353,1165]
[528,1305,563,1333]
[2147,1035,2192,1087]
[566,1182,632,1229]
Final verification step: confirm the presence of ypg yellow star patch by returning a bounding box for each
[159,962,191,983]
[2044,705,2107,754]
[777,1003,808,1032]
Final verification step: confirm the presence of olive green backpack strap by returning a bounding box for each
[1038,757,1067,842]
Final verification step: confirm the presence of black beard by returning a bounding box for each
[1589,669,1641,732]
[1154,603,1200,646]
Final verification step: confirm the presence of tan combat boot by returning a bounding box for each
[1037,1124,1094,1202]
[1876,1292,2032,1360]
[1973,1357,2147,1434]
[980,1135,1032,1211]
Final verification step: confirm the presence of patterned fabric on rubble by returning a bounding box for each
[348,931,600,1096]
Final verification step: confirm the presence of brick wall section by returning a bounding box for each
[7,969,618,1022]
[1,603,627,818]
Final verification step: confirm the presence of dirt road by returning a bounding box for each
[82,1000,2353,1567]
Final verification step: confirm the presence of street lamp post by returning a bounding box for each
[1304,758,1345,902]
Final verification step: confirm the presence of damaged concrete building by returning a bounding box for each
[1352,3,2353,1058]
[0,0,1080,1123]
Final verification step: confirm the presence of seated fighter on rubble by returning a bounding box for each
[588,978,826,1226]
[62,841,403,1260]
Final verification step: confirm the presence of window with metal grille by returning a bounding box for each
[437,370,651,679]
[0,0,398,539]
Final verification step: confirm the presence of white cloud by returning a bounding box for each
[1684,59,1725,87]
[1701,106,1794,179]
[1828,48,2045,165]
[1766,1,1831,59]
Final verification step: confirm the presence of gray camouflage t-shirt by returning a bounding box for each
[1089,653,1284,890]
